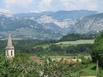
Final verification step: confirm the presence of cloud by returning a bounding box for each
[95,0,103,12]
[0,8,11,13]
[5,0,32,5]
[0,8,12,16]
[0,0,102,13]
[60,0,97,11]
[5,0,17,4]
[38,0,52,11]
[4,0,33,13]
[5,0,32,9]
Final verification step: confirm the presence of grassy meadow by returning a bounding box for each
[56,39,94,46]
[35,39,95,48]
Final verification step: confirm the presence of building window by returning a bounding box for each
[11,51,13,56]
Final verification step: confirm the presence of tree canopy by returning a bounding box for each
[91,32,103,67]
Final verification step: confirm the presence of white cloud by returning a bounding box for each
[60,0,97,11]
[5,0,32,9]
[5,0,16,4]
[38,0,52,11]
[0,8,12,16]
[4,0,33,13]
[0,8,11,13]
[5,0,32,4]
[1,0,102,13]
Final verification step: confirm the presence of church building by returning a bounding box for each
[5,33,15,59]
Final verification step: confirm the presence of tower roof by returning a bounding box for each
[6,33,14,48]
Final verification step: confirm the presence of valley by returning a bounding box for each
[0,0,103,76]
[0,33,103,77]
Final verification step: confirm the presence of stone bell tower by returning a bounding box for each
[5,33,15,59]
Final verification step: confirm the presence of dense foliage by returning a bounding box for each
[0,37,101,76]
[0,53,88,77]
[91,32,103,67]
[60,34,96,41]
[47,44,92,55]
[0,40,93,56]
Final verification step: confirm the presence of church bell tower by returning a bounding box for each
[5,33,15,59]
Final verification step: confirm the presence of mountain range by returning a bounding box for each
[0,10,103,40]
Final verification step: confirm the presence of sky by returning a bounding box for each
[0,0,103,14]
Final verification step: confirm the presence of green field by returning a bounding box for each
[56,39,94,45]
[35,39,95,48]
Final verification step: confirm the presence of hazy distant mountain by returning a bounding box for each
[42,10,98,20]
[15,10,97,19]
[75,13,103,34]
[0,10,99,40]
[15,10,97,28]
[35,10,97,34]
[0,15,62,40]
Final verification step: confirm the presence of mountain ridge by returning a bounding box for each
[0,10,101,40]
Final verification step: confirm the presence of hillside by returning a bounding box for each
[0,15,62,40]
[60,34,96,41]
[75,13,103,34]
[0,10,100,40]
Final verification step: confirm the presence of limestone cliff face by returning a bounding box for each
[75,13,103,34]
[0,10,101,40]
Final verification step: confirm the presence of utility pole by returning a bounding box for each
[96,60,99,77]
[77,55,80,77]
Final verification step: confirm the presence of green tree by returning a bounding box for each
[91,32,103,67]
